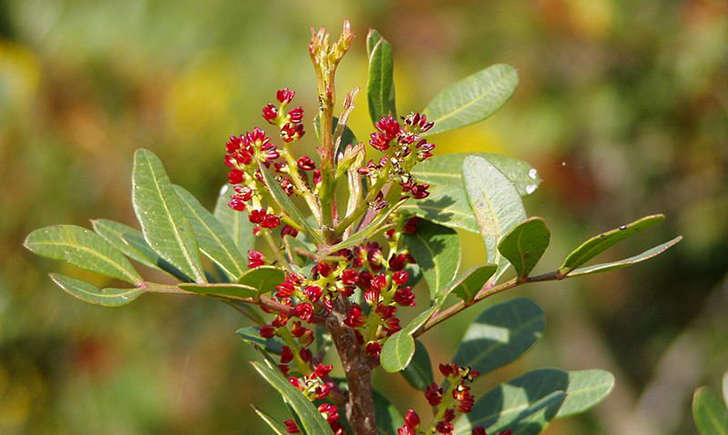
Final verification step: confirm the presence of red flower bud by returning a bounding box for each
[277,88,295,104]
[248,250,266,268]
[392,270,409,286]
[262,104,278,122]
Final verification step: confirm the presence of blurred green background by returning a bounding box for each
[1,0,727,433]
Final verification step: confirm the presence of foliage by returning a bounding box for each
[23,20,681,435]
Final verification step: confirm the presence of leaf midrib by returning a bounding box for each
[140,152,203,282]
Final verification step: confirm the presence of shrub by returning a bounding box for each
[25,21,680,434]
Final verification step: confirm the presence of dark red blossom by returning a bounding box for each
[259,325,275,338]
[293,302,314,322]
[283,419,300,433]
[393,287,416,306]
[281,225,299,237]
[365,342,382,359]
[288,106,304,124]
[261,213,281,229]
[262,104,278,122]
[277,88,295,104]
[392,270,409,286]
[425,383,443,406]
[280,346,294,364]
[297,156,316,171]
[248,250,266,268]
[344,305,366,328]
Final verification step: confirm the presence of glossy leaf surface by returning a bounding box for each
[132,148,205,282]
[401,153,539,233]
[25,225,142,285]
[366,29,396,124]
[463,156,527,281]
[450,265,497,303]
[49,273,144,307]
[174,185,247,280]
[423,64,518,136]
[497,217,550,279]
[403,219,460,300]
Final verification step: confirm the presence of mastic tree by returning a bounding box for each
[25,21,681,435]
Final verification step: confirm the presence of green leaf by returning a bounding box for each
[259,165,323,245]
[366,29,396,124]
[132,148,206,283]
[559,214,666,274]
[450,265,497,303]
[179,282,258,299]
[174,185,247,280]
[373,388,405,435]
[567,236,682,277]
[237,266,286,295]
[498,217,550,279]
[25,225,142,285]
[329,198,406,252]
[251,405,288,435]
[454,298,544,375]
[403,219,460,300]
[236,326,284,355]
[213,184,255,252]
[455,388,565,435]
[693,386,728,435]
[401,339,434,391]
[723,372,728,406]
[49,273,144,307]
[251,360,333,435]
[380,306,437,373]
[463,156,527,282]
[401,153,538,233]
[554,370,615,417]
[422,64,518,137]
[380,328,415,373]
[456,369,613,434]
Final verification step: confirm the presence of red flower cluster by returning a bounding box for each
[400,362,483,434]
[262,87,305,143]
[363,112,436,199]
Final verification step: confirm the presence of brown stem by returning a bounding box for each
[326,296,377,435]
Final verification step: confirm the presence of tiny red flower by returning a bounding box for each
[259,325,275,338]
[404,409,420,428]
[262,104,278,123]
[392,270,409,286]
[277,88,295,104]
[344,305,366,328]
[280,346,294,364]
[281,225,299,238]
[365,342,382,359]
[261,213,281,229]
[248,250,266,268]
[228,196,247,211]
[297,156,316,171]
[472,428,486,435]
[283,419,300,433]
[393,287,416,306]
[249,209,266,224]
[425,383,443,406]
[293,302,314,322]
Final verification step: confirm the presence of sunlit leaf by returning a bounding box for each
[381,306,437,373]
[174,185,247,280]
[178,282,258,299]
[497,217,550,279]
[213,184,255,252]
[454,298,544,375]
[403,219,460,300]
[693,386,728,435]
[251,405,288,435]
[449,265,497,303]
[251,360,333,435]
[567,236,682,277]
[49,273,144,307]
[401,153,538,233]
[559,214,665,275]
[463,156,527,282]
[422,64,518,136]
[456,368,613,433]
[25,225,142,285]
[237,266,286,295]
[132,148,205,283]
[366,29,396,124]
